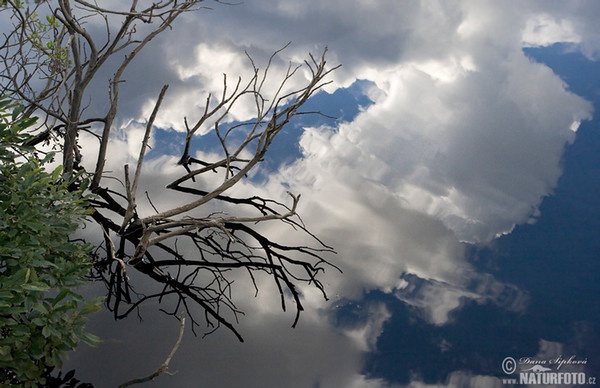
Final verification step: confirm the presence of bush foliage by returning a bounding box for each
[0,96,100,386]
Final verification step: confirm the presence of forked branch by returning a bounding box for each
[1,0,341,343]
[88,46,340,341]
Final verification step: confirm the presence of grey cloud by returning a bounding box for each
[66,283,382,388]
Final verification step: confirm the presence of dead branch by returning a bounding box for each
[1,0,341,343]
[118,316,186,387]
[92,47,339,339]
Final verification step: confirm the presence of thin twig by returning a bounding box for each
[118,316,186,387]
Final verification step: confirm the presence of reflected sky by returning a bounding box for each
[55,3,600,387]
[357,45,600,384]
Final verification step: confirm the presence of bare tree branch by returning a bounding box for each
[121,84,169,233]
[1,0,341,345]
[118,316,186,387]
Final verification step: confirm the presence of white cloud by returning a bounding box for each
[280,53,590,250]
[283,6,592,242]
[520,2,600,60]
[394,272,529,325]
[522,13,581,47]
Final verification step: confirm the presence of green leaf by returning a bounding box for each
[80,302,102,315]
[0,346,13,361]
[10,104,24,121]
[51,165,63,181]
[41,325,52,338]
[33,302,49,315]
[51,289,71,307]
[80,331,101,346]
[21,283,50,292]
[0,99,12,111]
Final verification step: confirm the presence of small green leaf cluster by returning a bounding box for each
[1,1,71,72]
[0,97,101,387]
[28,11,71,71]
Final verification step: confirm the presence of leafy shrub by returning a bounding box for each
[0,96,100,387]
